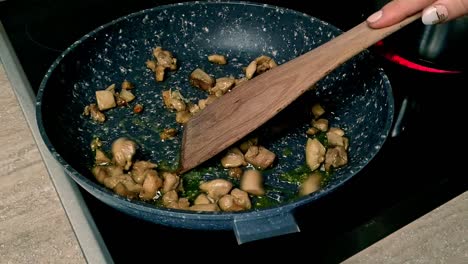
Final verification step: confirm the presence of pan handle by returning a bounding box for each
[233,212,299,244]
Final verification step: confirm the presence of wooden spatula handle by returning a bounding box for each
[180,13,421,173]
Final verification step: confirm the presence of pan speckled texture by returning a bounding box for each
[36,2,393,235]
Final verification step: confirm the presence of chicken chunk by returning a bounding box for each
[194,193,214,205]
[153,47,177,70]
[131,160,157,184]
[311,103,325,119]
[199,179,233,200]
[312,118,329,132]
[189,204,220,212]
[244,146,276,170]
[299,172,322,196]
[162,190,190,209]
[221,147,247,168]
[210,77,235,97]
[305,138,326,171]
[189,68,215,91]
[208,54,227,65]
[218,195,245,212]
[324,146,348,171]
[92,165,123,184]
[83,104,106,123]
[95,90,116,111]
[161,172,180,193]
[111,137,137,170]
[139,170,163,201]
[240,169,265,196]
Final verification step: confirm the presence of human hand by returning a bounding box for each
[367,0,468,28]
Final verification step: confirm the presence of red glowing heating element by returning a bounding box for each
[374,41,460,74]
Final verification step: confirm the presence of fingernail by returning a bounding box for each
[367,10,383,23]
[422,5,448,25]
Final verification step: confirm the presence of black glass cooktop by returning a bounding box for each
[1,0,466,263]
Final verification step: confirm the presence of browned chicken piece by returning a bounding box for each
[255,55,277,75]
[104,174,142,199]
[221,147,247,168]
[160,128,177,141]
[121,80,134,90]
[239,137,258,153]
[210,77,235,97]
[92,166,110,184]
[244,146,276,170]
[199,179,233,200]
[305,138,326,171]
[175,110,192,124]
[325,146,348,171]
[131,160,157,184]
[194,193,214,205]
[189,68,215,91]
[208,54,227,65]
[95,90,116,111]
[114,93,128,107]
[162,190,190,209]
[328,127,345,136]
[84,104,106,123]
[240,169,265,196]
[153,47,177,70]
[245,60,257,80]
[312,118,329,132]
[105,83,116,93]
[228,167,243,179]
[299,172,322,196]
[189,204,220,212]
[326,130,346,148]
[92,165,123,184]
[95,149,111,165]
[161,172,180,193]
[162,90,172,108]
[145,60,157,71]
[306,127,320,136]
[162,90,186,112]
[113,182,139,199]
[311,103,325,119]
[146,47,177,82]
[155,65,166,82]
[230,188,251,209]
[162,190,178,207]
[218,195,245,212]
[118,89,135,103]
[139,170,163,201]
[111,137,137,170]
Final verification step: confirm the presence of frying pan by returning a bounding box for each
[36,1,393,244]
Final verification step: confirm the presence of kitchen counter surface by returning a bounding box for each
[0,62,466,263]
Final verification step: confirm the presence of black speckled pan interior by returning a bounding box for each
[36,1,393,241]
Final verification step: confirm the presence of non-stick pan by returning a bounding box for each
[36,1,393,244]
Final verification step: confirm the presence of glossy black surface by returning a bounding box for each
[1,0,466,262]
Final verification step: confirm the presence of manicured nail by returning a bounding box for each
[422,5,448,25]
[367,10,383,23]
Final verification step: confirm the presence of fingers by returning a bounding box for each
[367,0,436,28]
[422,0,468,24]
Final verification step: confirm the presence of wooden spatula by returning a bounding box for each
[179,13,421,173]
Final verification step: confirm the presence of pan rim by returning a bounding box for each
[35,0,394,223]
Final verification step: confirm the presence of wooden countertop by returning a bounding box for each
[0,62,466,263]
[0,64,86,263]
